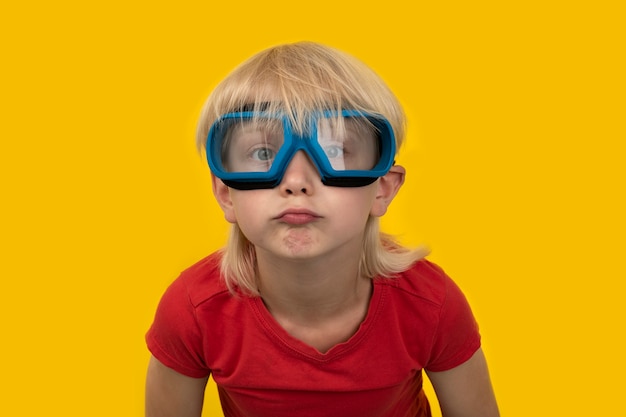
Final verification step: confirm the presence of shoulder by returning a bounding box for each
[377,258,457,308]
[372,258,481,371]
[164,251,230,308]
[146,251,232,377]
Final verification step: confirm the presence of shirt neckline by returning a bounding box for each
[249,280,386,362]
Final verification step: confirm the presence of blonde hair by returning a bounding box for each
[196,42,427,295]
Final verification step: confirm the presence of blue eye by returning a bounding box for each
[251,148,275,161]
[324,145,344,158]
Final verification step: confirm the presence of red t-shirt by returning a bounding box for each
[146,253,480,417]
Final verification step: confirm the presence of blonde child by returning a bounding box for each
[146,41,499,417]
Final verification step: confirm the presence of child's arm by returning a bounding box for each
[145,355,209,417]
[426,348,499,417]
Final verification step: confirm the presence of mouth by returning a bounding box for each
[274,208,322,225]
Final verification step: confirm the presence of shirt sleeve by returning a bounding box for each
[425,273,481,372]
[145,276,211,378]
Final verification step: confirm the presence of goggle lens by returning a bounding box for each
[206,110,395,190]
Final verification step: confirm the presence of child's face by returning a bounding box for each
[212,149,404,262]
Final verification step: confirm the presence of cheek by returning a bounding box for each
[230,191,265,226]
[336,187,379,219]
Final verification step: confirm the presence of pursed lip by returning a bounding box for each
[274,208,322,225]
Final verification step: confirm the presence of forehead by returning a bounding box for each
[225,118,283,139]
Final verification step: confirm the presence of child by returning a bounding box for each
[145,42,499,417]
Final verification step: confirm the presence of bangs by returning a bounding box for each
[218,101,379,140]
[197,42,405,151]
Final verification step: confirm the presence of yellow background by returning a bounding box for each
[1,1,624,415]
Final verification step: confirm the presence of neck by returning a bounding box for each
[255,247,370,323]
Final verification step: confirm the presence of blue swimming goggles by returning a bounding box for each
[205,109,396,190]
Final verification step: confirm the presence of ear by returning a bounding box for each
[211,174,238,223]
[370,165,406,217]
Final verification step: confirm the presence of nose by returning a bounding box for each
[279,150,319,195]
